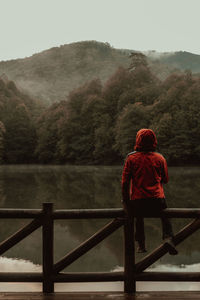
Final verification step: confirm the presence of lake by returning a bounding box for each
[0,165,200,291]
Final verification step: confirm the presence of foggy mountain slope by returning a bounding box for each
[0,41,200,105]
[0,41,130,104]
[158,51,200,73]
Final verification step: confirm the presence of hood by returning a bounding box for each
[134,128,157,152]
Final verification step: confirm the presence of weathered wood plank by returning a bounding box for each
[163,208,200,218]
[137,208,200,218]
[0,209,42,218]
[0,207,199,220]
[53,208,125,219]
[0,273,42,282]
[124,214,136,293]
[42,203,54,293]
[53,271,124,282]
[0,292,200,300]
[136,271,200,281]
[53,208,200,219]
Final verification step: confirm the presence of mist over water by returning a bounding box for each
[0,165,200,291]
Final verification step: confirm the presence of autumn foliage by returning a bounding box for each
[1,58,200,165]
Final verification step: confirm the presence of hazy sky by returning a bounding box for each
[0,0,200,61]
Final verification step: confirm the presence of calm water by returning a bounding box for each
[0,165,200,272]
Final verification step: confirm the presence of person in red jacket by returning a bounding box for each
[122,128,177,254]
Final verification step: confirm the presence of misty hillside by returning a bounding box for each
[0,41,200,104]
[0,41,130,104]
[158,51,200,73]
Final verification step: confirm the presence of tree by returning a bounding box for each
[128,52,148,71]
[35,101,68,163]
[0,121,5,163]
[151,74,200,164]
[115,103,150,157]
[94,113,119,164]
[4,104,37,163]
[57,80,104,164]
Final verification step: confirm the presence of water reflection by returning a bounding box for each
[0,165,199,271]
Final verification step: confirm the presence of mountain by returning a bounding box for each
[156,51,200,73]
[0,41,130,104]
[146,50,200,80]
[0,41,200,104]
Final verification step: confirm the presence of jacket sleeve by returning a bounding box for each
[161,157,169,184]
[121,157,132,202]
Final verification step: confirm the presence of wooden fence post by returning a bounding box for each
[124,213,136,293]
[42,202,54,293]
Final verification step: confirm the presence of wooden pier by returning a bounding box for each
[0,292,200,299]
[0,203,200,296]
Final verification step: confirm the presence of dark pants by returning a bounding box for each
[128,198,173,242]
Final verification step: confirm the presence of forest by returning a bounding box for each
[1,53,200,166]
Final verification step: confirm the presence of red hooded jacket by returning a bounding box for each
[122,129,168,202]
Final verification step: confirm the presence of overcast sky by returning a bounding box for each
[0,0,200,61]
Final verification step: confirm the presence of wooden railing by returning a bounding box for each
[0,203,200,293]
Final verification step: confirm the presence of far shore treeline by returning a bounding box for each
[0,53,200,166]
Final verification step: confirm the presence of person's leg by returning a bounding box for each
[160,199,178,255]
[160,198,174,239]
[135,217,146,252]
[161,216,174,239]
[133,199,147,252]
[135,217,145,241]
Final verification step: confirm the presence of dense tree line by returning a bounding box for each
[1,57,200,165]
[0,78,44,163]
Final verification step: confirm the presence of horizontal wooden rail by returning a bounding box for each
[158,208,200,219]
[1,271,200,283]
[0,207,200,219]
[132,208,200,218]
[136,272,200,281]
[53,208,125,219]
[0,273,42,282]
[0,209,42,219]
[53,272,124,282]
